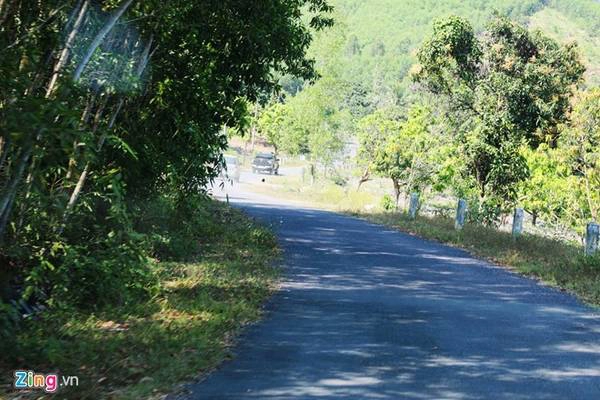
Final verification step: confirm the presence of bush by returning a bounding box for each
[466,196,506,227]
[331,174,349,187]
[134,194,217,261]
[380,194,396,211]
[575,254,600,273]
[21,233,157,310]
[1,198,280,399]
[4,194,220,313]
[0,301,19,358]
[2,192,272,322]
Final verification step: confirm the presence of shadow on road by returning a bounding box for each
[176,201,600,400]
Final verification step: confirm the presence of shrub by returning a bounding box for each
[0,300,19,358]
[22,233,157,310]
[331,174,349,187]
[134,194,215,261]
[380,194,396,211]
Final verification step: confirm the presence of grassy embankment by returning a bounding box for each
[243,176,600,306]
[1,200,279,399]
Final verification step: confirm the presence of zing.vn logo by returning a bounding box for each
[14,370,79,393]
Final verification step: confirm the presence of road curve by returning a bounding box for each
[178,188,600,400]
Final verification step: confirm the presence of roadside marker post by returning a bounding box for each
[455,199,467,231]
[512,208,524,240]
[408,193,420,220]
[585,222,599,256]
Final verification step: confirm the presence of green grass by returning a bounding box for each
[0,202,280,399]
[244,176,380,212]
[354,211,600,307]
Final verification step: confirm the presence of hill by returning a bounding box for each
[319,0,600,93]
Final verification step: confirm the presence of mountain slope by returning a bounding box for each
[326,0,600,90]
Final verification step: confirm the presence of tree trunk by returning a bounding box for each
[0,189,15,242]
[73,0,135,82]
[583,164,598,221]
[0,143,32,238]
[0,135,10,170]
[47,0,90,97]
[0,0,15,26]
[15,156,36,233]
[81,92,98,124]
[250,126,256,153]
[65,35,152,215]
[65,94,102,181]
[357,166,370,190]
[64,0,84,30]
[0,1,93,239]
[392,179,401,210]
[64,99,121,214]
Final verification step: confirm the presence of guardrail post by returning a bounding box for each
[585,222,599,256]
[408,192,420,220]
[512,208,524,240]
[455,199,467,231]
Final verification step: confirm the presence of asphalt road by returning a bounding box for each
[179,184,600,400]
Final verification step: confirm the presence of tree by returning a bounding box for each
[0,0,334,307]
[559,89,600,224]
[357,105,436,207]
[356,107,402,188]
[116,0,335,197]
[346,34,361,56]
[517,145,572,226]
[413,15,584,222]
[258,103,287,153]
[370,39,386,57]
[258,73,352,174]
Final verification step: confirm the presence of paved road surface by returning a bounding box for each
[179,184,600,399]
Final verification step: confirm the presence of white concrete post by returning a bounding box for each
[455,199,467,231]
[585,222,599,256]
[408,193,420,220]
[512,208,524,239]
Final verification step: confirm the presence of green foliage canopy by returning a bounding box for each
[413,15,584,216]
[0,0,333,309]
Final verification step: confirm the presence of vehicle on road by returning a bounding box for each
[252,153,280,175]
[221,155,241,182]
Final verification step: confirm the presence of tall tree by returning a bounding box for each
[560,88,600,224]
[413,15,584,221]
[0,0,334,306]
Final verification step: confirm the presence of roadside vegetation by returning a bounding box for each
[256,12,598,231]
[0,1,330,397]
[0,197,280,399]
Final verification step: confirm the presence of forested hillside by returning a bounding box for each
[321,0,539,94]
[326,0,600,93]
